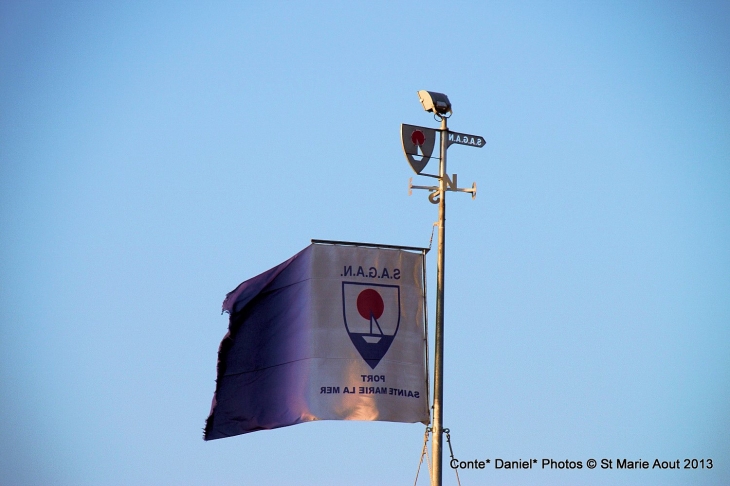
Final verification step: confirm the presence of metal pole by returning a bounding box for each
[432,116,447,486]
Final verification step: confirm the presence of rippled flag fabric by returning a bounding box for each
[204,242,429,440]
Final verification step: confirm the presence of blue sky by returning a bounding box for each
[1,1,728,485]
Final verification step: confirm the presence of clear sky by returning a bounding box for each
[1,1,728,485]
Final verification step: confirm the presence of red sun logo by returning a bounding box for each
[356,289,384,320]
[411,130,425,147]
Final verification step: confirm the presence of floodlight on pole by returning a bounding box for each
[417,90,452,117]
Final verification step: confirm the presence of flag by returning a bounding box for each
[204,242,429,440]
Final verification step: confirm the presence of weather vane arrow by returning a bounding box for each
[446,130,486,148]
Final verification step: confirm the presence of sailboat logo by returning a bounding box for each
[342,282,401,369]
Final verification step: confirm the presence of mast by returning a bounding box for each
[431,114,447,486]
[402,90,483,486]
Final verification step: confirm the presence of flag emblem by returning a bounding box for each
[342,282,401,369]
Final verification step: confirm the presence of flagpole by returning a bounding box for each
[432,115,447,486]
[403,90,482,486]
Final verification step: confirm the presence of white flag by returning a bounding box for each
[205,242,429,440]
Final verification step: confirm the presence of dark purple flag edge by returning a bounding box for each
[203,248,308,440]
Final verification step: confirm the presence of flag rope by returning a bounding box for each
[413,426,433,486]
[428,222,438,251]
[444,428,462,486]
[414,426,463,485]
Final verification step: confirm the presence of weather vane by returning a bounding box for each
[401,90,485,486]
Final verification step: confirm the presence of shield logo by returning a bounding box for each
[401,124,437,175]
[342,282,401,369]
